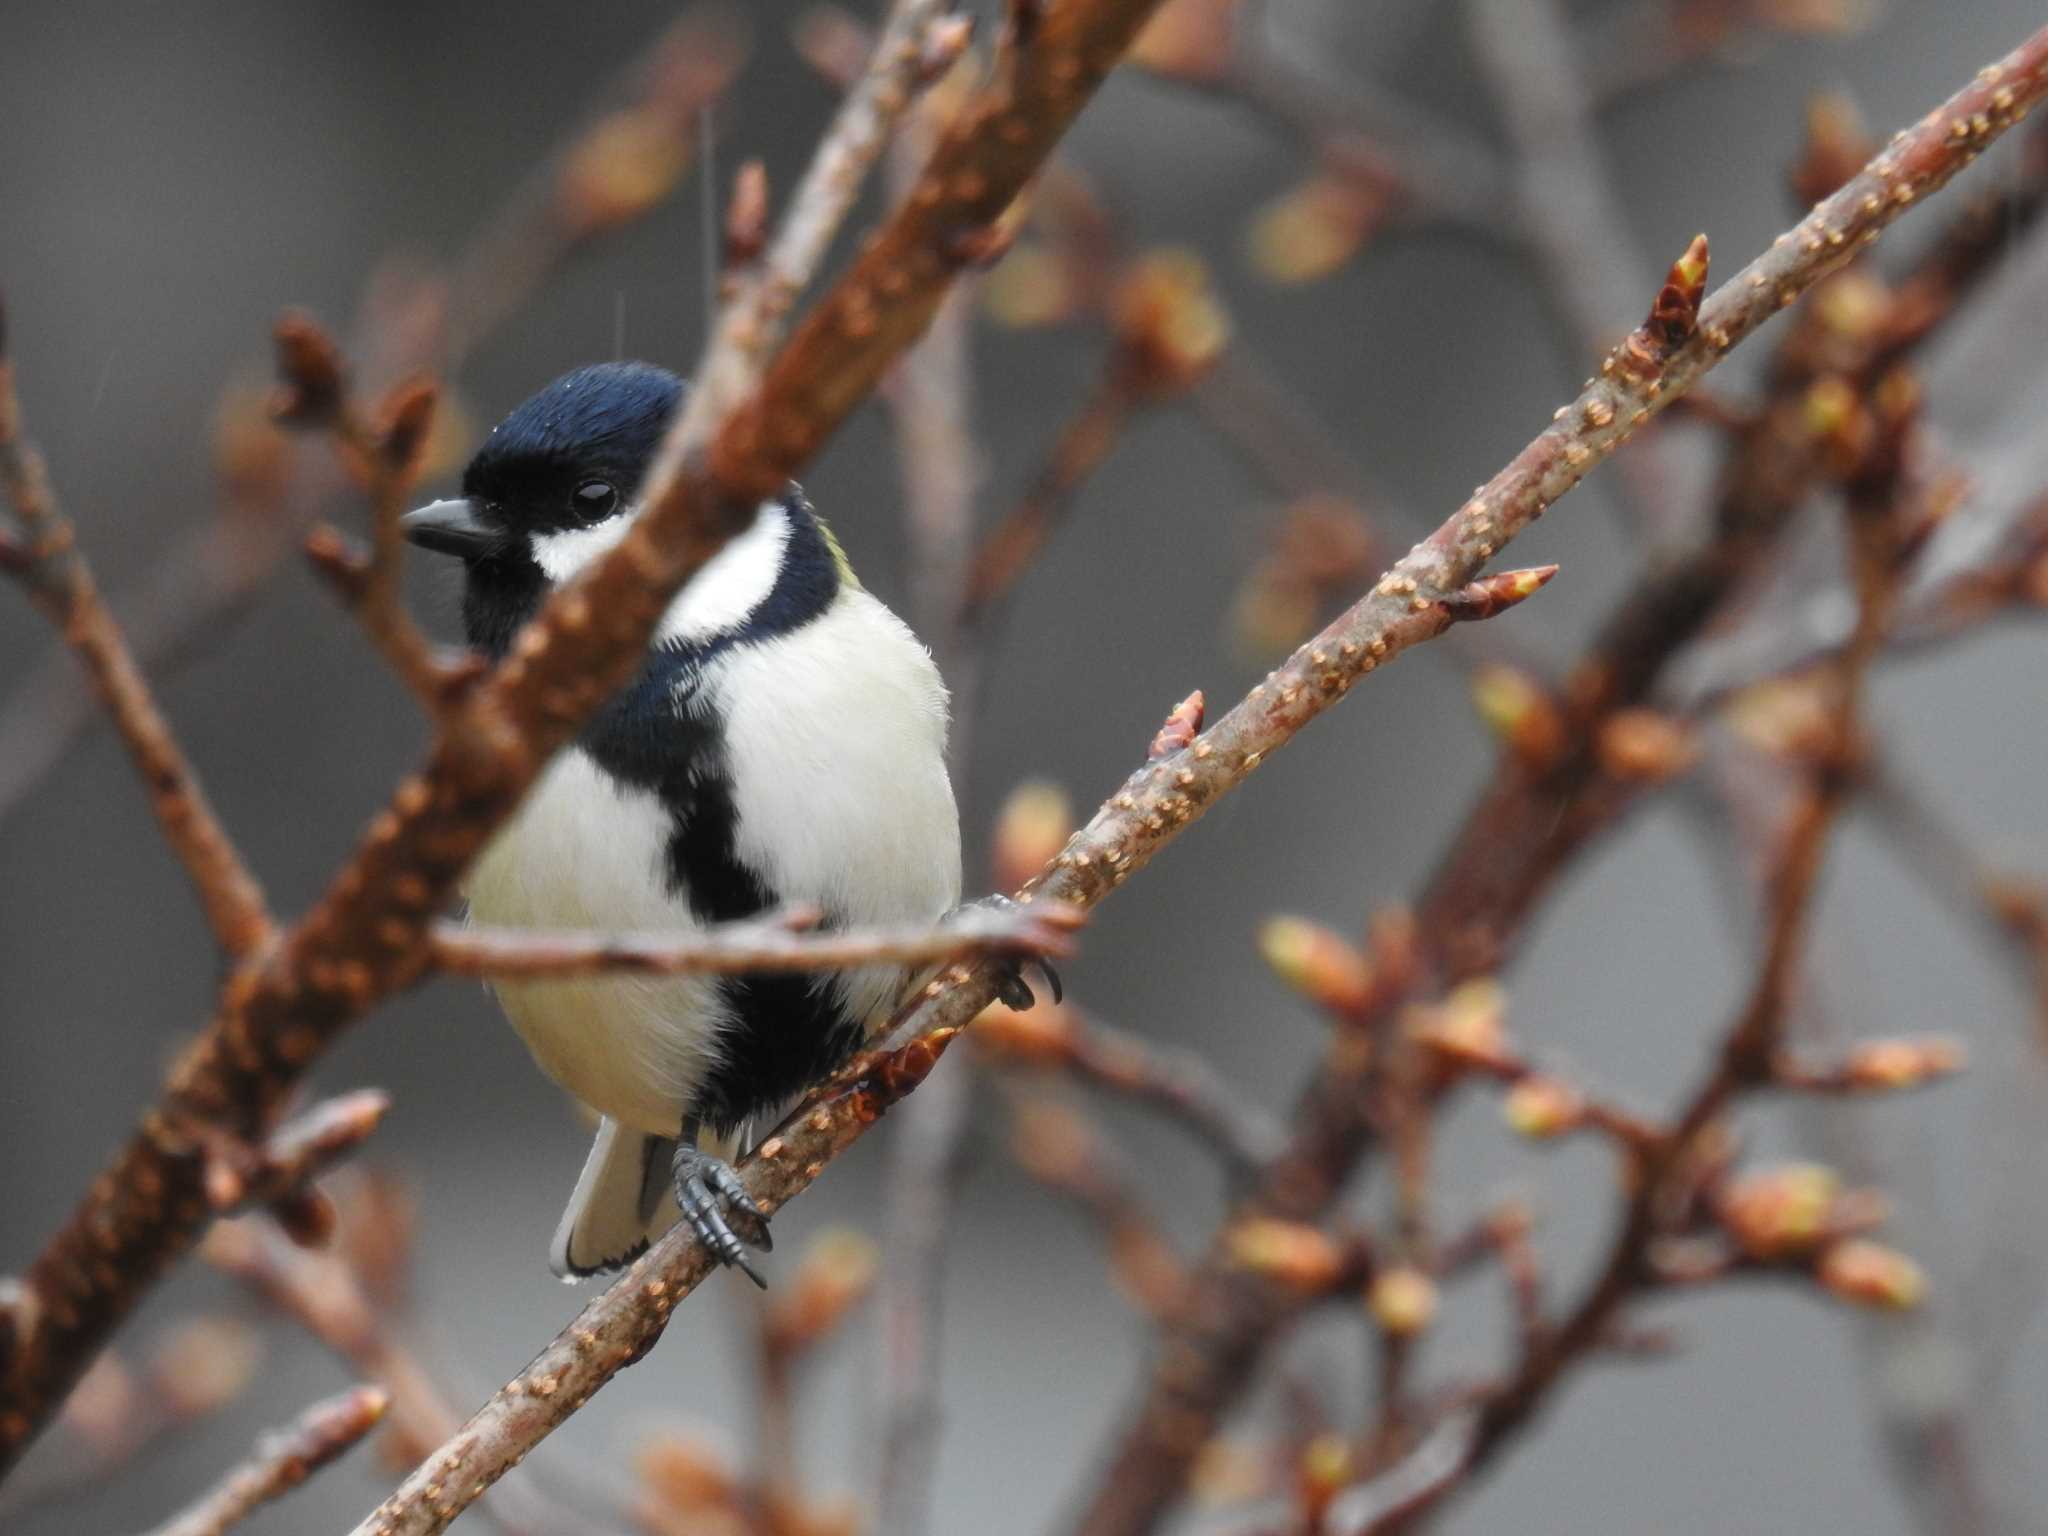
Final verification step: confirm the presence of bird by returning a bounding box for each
[402,360,1038,1285]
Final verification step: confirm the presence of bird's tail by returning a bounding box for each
[550,1117,681,1279]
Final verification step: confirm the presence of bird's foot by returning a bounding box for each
[671,1141,772,1288]
[959,893,1064,1012]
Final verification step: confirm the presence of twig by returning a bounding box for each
[178,1089,390,1243]
[959,359,1141,625]
[137,1385,386,1536]
[977,1005,1284,1172]
[1465,0,1689,546]
[672,0,954,446]
[428,903,1081,979]
[0,307,273,959]
[274,318,470,715]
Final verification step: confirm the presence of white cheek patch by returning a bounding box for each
[529,499,791,644]
[656,501,791,646]
[530,517,634,584]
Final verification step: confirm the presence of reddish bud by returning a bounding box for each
[1442,565,1558,623]
[1149,689,1205,760]
[1503,1075,1584,1139]
[1111,249,1229,394]
[1645,234,1710,351]
[724,160,770,273]
[1819,1239,1926,1310]
[1596,709,1698,782]
[1722,1163,1842,1259]
[973,999,1077,1062]
[1471,665,1567,768]
[1225,1218,1345,1292]
[638,1431,741,1514]
[1411,978,1510,1070]
[1840,1036,1966,1091]
[769,1228,878,1350]
[149,1316,264,1419]
[1247,172,1388,285]
[269,1187,337,1249]
[1368,1265,1439,1336]
[1791,92,1876,204]
[1258,916,1374,1017]
[1010,1099,1097,1185]
[992,779,1073,893]
[376,375,439,478]
[271,311,346,426]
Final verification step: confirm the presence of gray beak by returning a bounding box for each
[400,498,498,559]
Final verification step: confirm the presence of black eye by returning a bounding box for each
[572,480,619,520]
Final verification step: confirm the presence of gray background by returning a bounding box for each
[4,2,2046,1532]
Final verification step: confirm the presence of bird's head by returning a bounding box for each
[403,361,684,656]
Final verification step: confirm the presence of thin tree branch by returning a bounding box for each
[0,309,274,959]
[977,1006,1285,1172]
[428,903,1080,980]
[136,1385,386,1536]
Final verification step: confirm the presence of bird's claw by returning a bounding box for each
[969,893,1064,1010]
[672,1142,772,1288]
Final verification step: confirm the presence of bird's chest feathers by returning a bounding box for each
[464,748,728,1132]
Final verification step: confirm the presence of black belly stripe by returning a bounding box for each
[663,770,867,1135]
[575,490,868,1135]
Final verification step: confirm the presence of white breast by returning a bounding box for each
[712,586,963,1027]
[465,749,731,1135]
[465,584,962,1136]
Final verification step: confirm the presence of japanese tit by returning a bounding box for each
[404,361,983,1284]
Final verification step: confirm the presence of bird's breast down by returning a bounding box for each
[464,587,962,1136]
